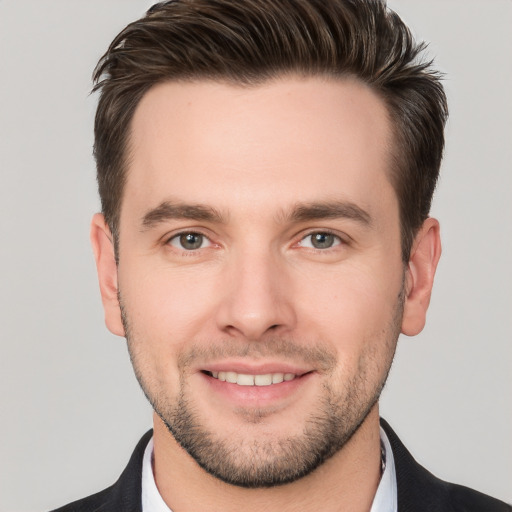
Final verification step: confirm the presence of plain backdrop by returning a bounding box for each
[0,1,510,510]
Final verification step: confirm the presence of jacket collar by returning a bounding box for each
[106,421,509,512]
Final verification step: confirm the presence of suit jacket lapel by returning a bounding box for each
[381,418,452,512]
[98,430,153,512]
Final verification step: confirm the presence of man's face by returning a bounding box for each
[113,77,405,486]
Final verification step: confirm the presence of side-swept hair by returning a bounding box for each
[93,0,448,261]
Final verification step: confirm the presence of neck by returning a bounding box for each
[152,405,383,512]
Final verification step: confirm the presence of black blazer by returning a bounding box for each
[51,419,511,512]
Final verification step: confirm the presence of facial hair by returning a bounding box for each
[121,285,403,488]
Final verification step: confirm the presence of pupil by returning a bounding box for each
[312,233,334,249]
[180,233,202,250]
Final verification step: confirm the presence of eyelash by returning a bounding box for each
[165,229,347,254]
[296,230,345,251]
[166,231,213,252]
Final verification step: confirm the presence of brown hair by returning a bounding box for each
[93,0,448,261]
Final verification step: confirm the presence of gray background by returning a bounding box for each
[0,1,510,510]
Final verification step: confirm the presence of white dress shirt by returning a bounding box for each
[141,437,173,512]
[370,426,398,512]
[142,427,397,512]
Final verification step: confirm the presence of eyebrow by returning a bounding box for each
[285,200,372,226]
[140,199,372,230]
[141,200,227,230]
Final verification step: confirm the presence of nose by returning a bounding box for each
[215,247,297,340]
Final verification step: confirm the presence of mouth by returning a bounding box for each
[203,370,301,387]
[199,366,315,408]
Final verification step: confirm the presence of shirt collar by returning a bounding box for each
[141,437,175,512]
[370,426,398,512]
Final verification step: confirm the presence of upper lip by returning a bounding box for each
[199,360,313,376]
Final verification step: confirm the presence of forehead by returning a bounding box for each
[124,77,394,221]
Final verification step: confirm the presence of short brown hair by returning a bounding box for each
[93,0,448,261]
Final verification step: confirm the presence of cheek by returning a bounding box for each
[119,269,203,400]
[120,262,219,341]
[298,262,403,354]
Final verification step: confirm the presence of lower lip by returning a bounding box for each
[200,372,314,407]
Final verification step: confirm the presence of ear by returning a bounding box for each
[401,217,442,336]
[90,213,125,337]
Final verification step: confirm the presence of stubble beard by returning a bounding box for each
[121,288,403,488]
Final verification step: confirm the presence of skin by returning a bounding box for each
[91,77,441,511]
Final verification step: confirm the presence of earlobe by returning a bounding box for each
[90,213,125,337]
[401,218,442,336]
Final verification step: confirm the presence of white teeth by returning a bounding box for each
[272,373,284,384]
[209,371,297,386]
[254,374,272,386]
[225,371,238,384]
[237,374,255,386]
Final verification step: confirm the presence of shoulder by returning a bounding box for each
[447,483,512,512]
[49,430,153,512]
[50,486,115,512]
[380,419,511,512]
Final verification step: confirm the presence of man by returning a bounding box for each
[52,0,510,511]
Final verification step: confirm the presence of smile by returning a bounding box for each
[206,371,297,386]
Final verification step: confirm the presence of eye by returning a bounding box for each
[299,232,341,250]
[168,232,212,251]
